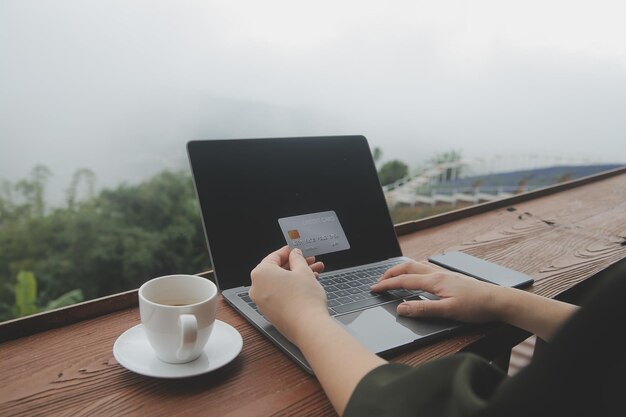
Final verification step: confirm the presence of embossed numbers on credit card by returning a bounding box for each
[278,210,351,257]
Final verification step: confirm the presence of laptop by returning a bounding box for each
[187,135,460,373]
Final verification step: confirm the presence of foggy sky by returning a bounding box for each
[1,0,625,206]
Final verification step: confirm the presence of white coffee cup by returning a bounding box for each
[138,274,218,364]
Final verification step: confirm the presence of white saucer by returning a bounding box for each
[113,320,243,378]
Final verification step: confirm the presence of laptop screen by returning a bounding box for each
[187,135,402,290]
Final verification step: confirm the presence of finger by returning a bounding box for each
[379,262,412,280]
[280,253,320,270]
[397,299,452,318]
[415,260,439,273]
[288,247,311,272]
[309,261,325,274]
[281,257,321,271]
[262,245,291,266]
[371,273,439,293]
[380,260,434,281]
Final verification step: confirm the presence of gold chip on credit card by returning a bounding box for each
[288,229,300,239]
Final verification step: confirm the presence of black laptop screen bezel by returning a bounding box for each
[187,135,402,290]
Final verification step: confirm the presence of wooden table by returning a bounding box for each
[2,168,625,417]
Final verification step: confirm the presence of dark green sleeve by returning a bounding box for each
[346,258,626,417]
[344,353,506,417]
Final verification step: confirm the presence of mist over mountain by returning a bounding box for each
[2,1,625,207]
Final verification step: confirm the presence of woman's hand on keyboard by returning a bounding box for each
[372,259,578,341]
[370,260,502,323]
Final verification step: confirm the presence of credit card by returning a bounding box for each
[278,210,351,257]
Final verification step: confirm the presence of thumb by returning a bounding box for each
[288,247,309,272]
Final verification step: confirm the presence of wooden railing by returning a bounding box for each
[1,166,624,416]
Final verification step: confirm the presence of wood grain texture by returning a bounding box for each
[393,165,626,236]
[1,172,625,417]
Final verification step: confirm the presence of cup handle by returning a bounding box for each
[176,314,198,361]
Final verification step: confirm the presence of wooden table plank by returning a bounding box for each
[399,172,626,297]
[1,170,624,417]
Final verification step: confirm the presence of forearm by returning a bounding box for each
[294,316,386,416]
[490,286,578,341]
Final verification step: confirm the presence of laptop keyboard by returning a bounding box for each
[237,260,429,317]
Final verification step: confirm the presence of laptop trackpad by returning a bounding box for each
[335,301,455,353]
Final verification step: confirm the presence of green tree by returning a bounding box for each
[12,271,38,318]
[372,147,383,167]
[0,167,211,321]
[66,168,96,210]
[378,160,409,186]
[1,165,51,222]
[0,271,84,321]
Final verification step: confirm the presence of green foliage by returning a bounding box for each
[0,164,51,222]
[378,160,409,186]
[66,168,96,209]
[0,270,85,320]
[371,147,383,165]
[13,271,38,317]
[0,167,211,321]
[45,289,84,311]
